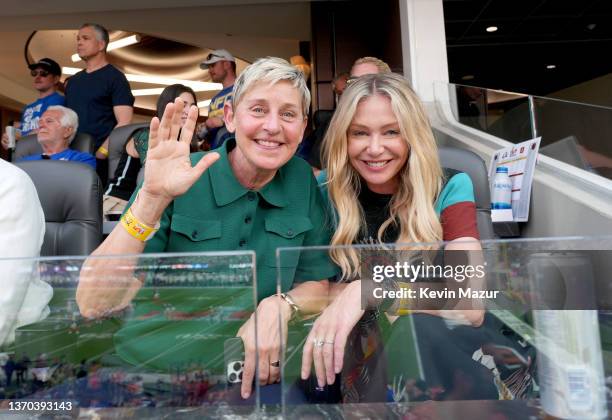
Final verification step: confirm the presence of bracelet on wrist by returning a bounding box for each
[120,206,160,242]
[280,292,300,321]
[97,146,109,157]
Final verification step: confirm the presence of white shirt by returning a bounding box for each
[0,159,52,346]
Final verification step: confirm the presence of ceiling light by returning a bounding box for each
[197,100,211,108]
[71,34,141,62]
[546,64,556,69]
[63,67,222,91]
[486,26,498,33]
[132,88,165,97]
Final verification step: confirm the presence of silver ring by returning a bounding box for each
[270,360,280,368]
[323,340,334,345]
[313,338,324,347]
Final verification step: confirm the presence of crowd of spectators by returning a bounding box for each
[0,353,221,408]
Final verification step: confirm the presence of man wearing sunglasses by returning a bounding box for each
[1,58,64,150]
[198,49,237,149]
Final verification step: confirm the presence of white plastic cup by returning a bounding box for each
[5,126,16,149]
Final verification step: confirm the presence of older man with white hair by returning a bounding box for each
[18,105,96,169]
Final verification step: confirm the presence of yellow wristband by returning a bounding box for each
[120,207,159,242]
[396,308,413,316]
[97,146,109,157]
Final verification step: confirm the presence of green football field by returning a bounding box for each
[8,286,256,375]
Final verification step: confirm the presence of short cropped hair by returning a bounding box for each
[352,56,391,74]
[47,105,79,143]
[232,57,310,118]
[81,23,110,51]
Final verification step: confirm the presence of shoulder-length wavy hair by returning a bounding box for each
[323,73,443,279]
[156,84,197,119]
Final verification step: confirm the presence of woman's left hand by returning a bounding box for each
[301,280,364,387]
[236,295,292,399]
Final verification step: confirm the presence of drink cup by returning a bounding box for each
[5,126,16,149]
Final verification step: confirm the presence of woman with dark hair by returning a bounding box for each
[104,84,200,218]
[127,84,201,164]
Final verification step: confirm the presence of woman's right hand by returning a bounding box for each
[141,98,220,204]
[301,280,365,387]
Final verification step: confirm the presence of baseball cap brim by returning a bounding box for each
[200,50,235,68]
[28,59,61,76]
[200,57,225,68]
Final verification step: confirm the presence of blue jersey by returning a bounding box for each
[207,85,234,149]
[20,92,65,136]
[19,148,96,170]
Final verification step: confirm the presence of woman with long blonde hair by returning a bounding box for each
[324,72,448,278]
[302,73,495,402]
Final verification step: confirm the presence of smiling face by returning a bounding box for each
[177,91,197,126]
[225,80,307,176]
[347,94,409,194]
[76,26,105,60]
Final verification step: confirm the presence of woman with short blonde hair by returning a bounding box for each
[79,57,337,402]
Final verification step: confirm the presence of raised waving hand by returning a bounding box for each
[141,98,220,203]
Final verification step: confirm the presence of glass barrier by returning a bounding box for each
[532,97,612,180]
[447,82,612,181]
[278,238,612,419]
[449,83,532,143]
[0,251,259,417]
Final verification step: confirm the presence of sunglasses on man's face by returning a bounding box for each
[31,69,50,78]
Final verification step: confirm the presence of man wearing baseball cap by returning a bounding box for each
[2,58,65,150]
[199,49,236,149]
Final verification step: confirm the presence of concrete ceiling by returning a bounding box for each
[444,0,612,95]
[0,1,312,112]
[0,0,310,17]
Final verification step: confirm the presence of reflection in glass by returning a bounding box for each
[278,238,611,418]
[0,252,258,414]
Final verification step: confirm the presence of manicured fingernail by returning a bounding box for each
[242,391,250,399]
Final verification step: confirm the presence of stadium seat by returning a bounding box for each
[107,122,148,180]
[13,132,95,161]
[103,123,148,235]
[438,146,495,239]
[15,160,103,256]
